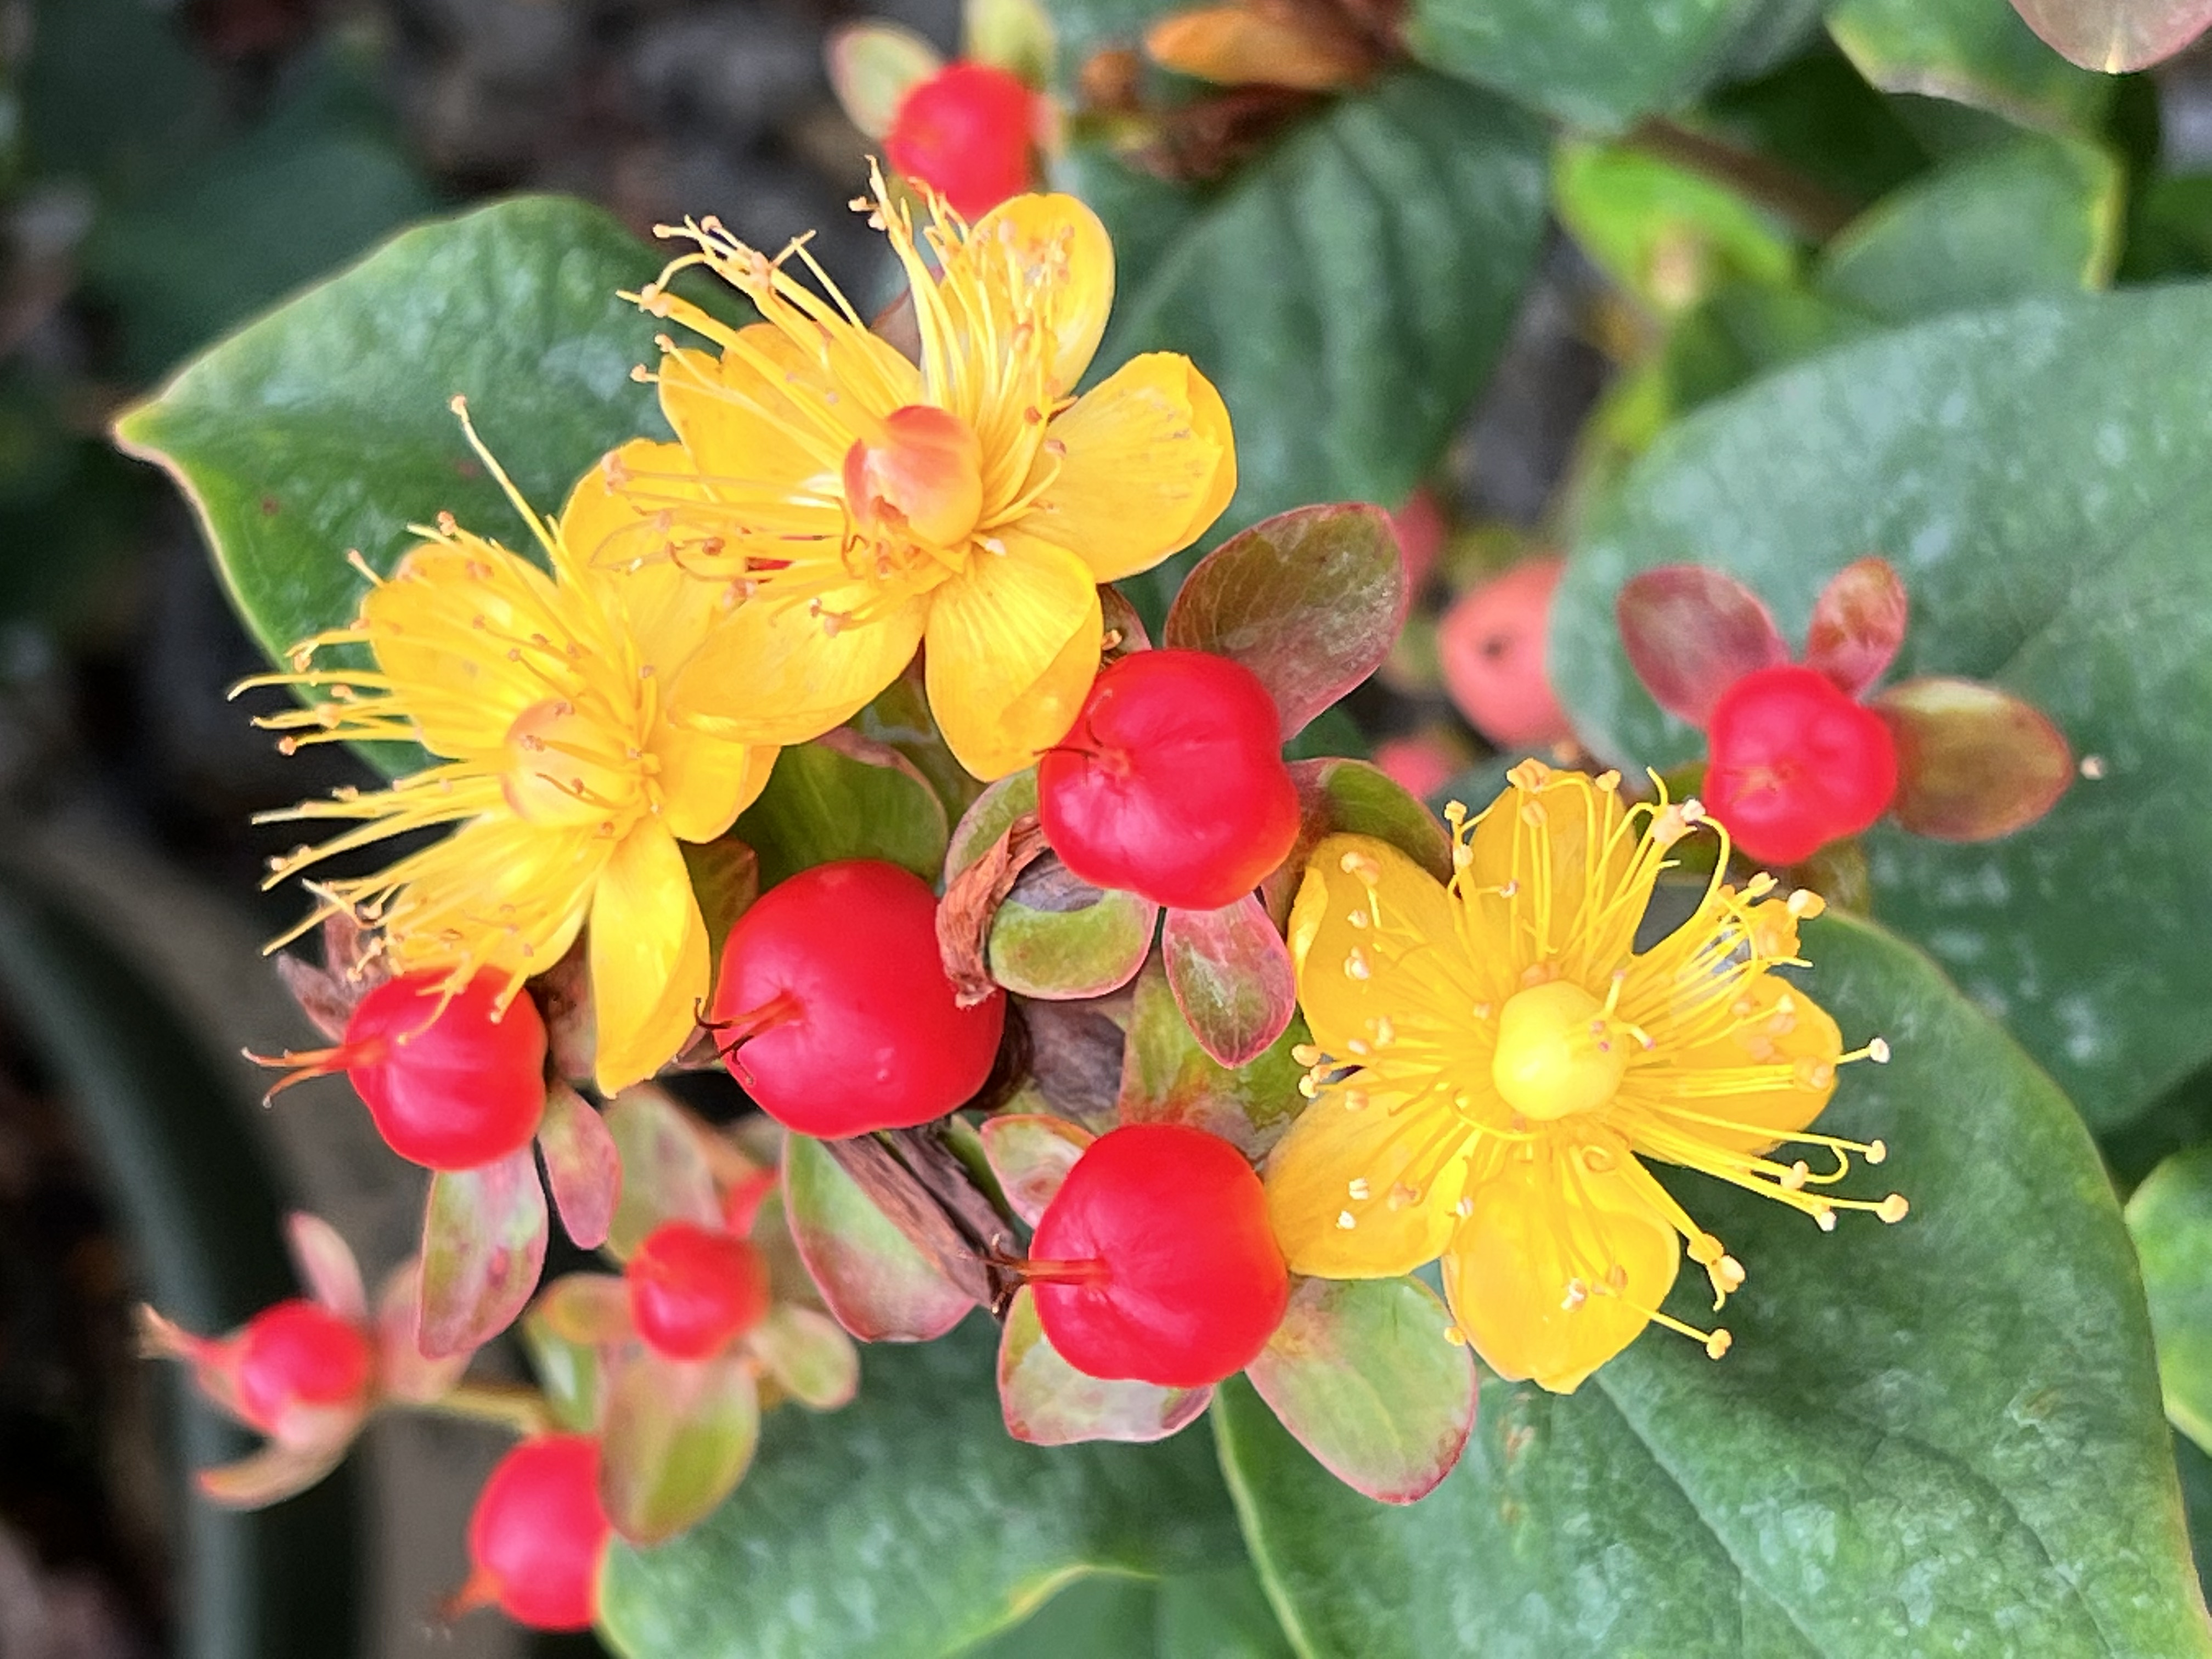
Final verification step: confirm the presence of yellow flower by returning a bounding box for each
[1266,761,1905,1393]
[249,408,781,1094]
[612,168,1238,780]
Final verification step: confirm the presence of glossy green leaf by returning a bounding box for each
[996,870,1159,1001]
[781,1132,975,1342]
[737,730,951,891]
[601,1346,762,1546]
[605,1086,721,1260]
[961,1562,1296,1658]
[1000,1287,1215,1446]
[1828,0,2112,131]
[1553,141,1799,317]
[980,1113,1096,1226]
[599,1316,1249,1657]
[2129,1146,2212,1452]
[1160,896,1297,1069]
[1263,758,1453,927]
[1815,134,2122,323]
[1118,956,1307,1160]
[1217,916,2207,1656]
[1551,285,2212,1127]
[417,1145,549,1359]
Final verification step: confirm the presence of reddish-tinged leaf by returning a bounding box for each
[1162,895,1297,1068]
[997,1287,1212,1446]
[2008,0,2212,69]
[748,1305,861,1410]
[196,1442,348,1511]
[780,1132,974,1342]
[1164,504,1409,739]
[826,21,943,138]
[538,1083,622,1250]
[1616,565,1790,727]
[1263,758,1452,927]
[521,1296,606,1434]
[1099,583,1153,658]
[605,1086,721,1259]
[417,1146,549,1359]
[1875,676,2074,842]
[1116,957,1306,1160]
[375,1264,471,1404]
[600,1345,760,1545]
[285,1212,366,1324]
[535,937,596,1085]
[978,1113,1095,1224]
[946,768,1041,878]
[533,1272,635,1347]
[1804,557,1909,698]
[681,837,761,968]
[1242,1276,1475,1504]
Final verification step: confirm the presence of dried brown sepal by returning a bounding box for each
[937,811,1052,1007]
[821,1134,1007,1310]
[273,903,388,1041]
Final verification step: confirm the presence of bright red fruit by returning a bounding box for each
[341,973,546,1170]
[1704,663,1899,866]
[1038,650,1300,912]
[884,62,1036,220]
[466,1435,611,1632]
[1029,1123,1289,1387]
[626,1222,772,1361]
[712,860,1006,1138]
[233,1299,374,1434]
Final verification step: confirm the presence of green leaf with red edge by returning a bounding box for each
[749,1305,861,1410]
[736,729,950,891]
[1614,564,1788,728]
[538,1082,621,1250]
[681,837,760,968]
[979,1112,1095,1226]
[825,21,942,140]
[521,1276,626,1433]
[998,1286,1214,1447]
[605,1085,720,1260]
[1163,505,1409,741]
[601,1344,762,1545]
[781,1132,974,1342]
[1805,556,1910,698]
[417,1144,549,1359]
[2008,0,2212,70]
[1162,895,1297,1069]
[1262,758,1452,927]
[1118,956,1307,1161]
[1242,1276,1476,1504]
[1875,676,2075,842]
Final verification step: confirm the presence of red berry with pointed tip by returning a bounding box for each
[466,1435,611,1632]
[712,860,1005,1138]
[1038,650,1300,912]
[625,1222,772,1361]
[1704,663,1899,866]
[885,62,1036,220]
[1029,1123,1288,1387]
[339,972,546,1170]
[233,1299,373,1436]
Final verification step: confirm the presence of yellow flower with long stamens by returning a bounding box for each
[1266,760,1905,1393]
[247,408,783,1094]
[611,166,1238,780]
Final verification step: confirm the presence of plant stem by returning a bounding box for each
[408,1379,554,1438]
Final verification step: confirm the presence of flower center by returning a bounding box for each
[500,697,640,827]
[1491,980,1627,1121]
[843,404,984,551]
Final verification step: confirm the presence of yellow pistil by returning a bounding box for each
[1267,760,1904,1393]
[610,164,1238,780]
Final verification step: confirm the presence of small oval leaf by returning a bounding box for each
[1804,556,1909,699]
[749,1305,862,1411]
[417,1146,549,1359]
[521,1288,613,1434]
[1615,564,1790,729]
[2009,0,2212,70]
[1265,757,1452,926]
[990,859,1159,1001]
[1118,956,1307,1160]
[375,1263,471,1405]
[605,1085,721,1259]
[285,1212,366,1324]
[1161,894,1296,1068]
[538,1082,622,1251]
[737,729,951,891]
[781,1133,975,1342]
[826,21,943,139]
[979,1113,1096,1225]
[1875,676,2074,842]
[601,1345,762,1545]
[998,1287,1213,1446]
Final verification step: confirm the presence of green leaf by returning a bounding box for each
[1815,134,2123,322]
[961,1564,1296,1657]
[1550,284,2212,1127]
[1160,896,1297,1069]
[601,1346,762,1546]
[1552,140,1800,317]
[999,1287,1215,1446]
[521,1285,610,1434]
[737,730,951,891]
[605,1087,721,1260]
[993,862,1160,1001]
[979,1113,1096,1226]
[1827,0,2113,131]
[1402,0,1822,131]
[417,1145,548,1358]
[780,1132,974,1342]
[1216,915,2207,1656]
[749,1306,862,1411]
[2129,1145,2212,1451]
[1266,759,1453,927]
[1118,956,1307,1160]
[113,194,667,693]
[599,1315,1249,1657]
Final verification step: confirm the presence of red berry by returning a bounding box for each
[233,1299,373,1436]
[1029,1123,1288,1388]
[467,1435,611,1632]
[884,63,1036,221]
[1438,556,1571,749]
[1703,663,1899,866]
[712,860,1005,1138]
[1037,650,1301,912]
[625,1222,772,1361]
[343,973,546,1171]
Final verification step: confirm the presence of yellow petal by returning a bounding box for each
[1265,1085,1467,1278]
[653,724,777,844]
[1287,833,1463,1060]
[923,538,1101,779]
[1630,970,1842,1156]
[1443,1148,1679,1394]
[382,812,608,984]
[669,587,929,745]
[1019,353,1237,583]
[562,440,724,675]
[956,193,1114,396]
[590,824,709,1093]
[1452,764,1643,995]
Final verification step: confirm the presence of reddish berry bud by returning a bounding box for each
[1038,650,1300,912]
[1704,663,1899,866]
[884,62,1036,220]
[465,1435,611,1632]
[625,1222,772,1361]
[712,860,1005,1138]
[343,973,546,1170]
[233,1299,374,1436]
[1438,556,1571,749]
[1029,1123,1288,1388]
